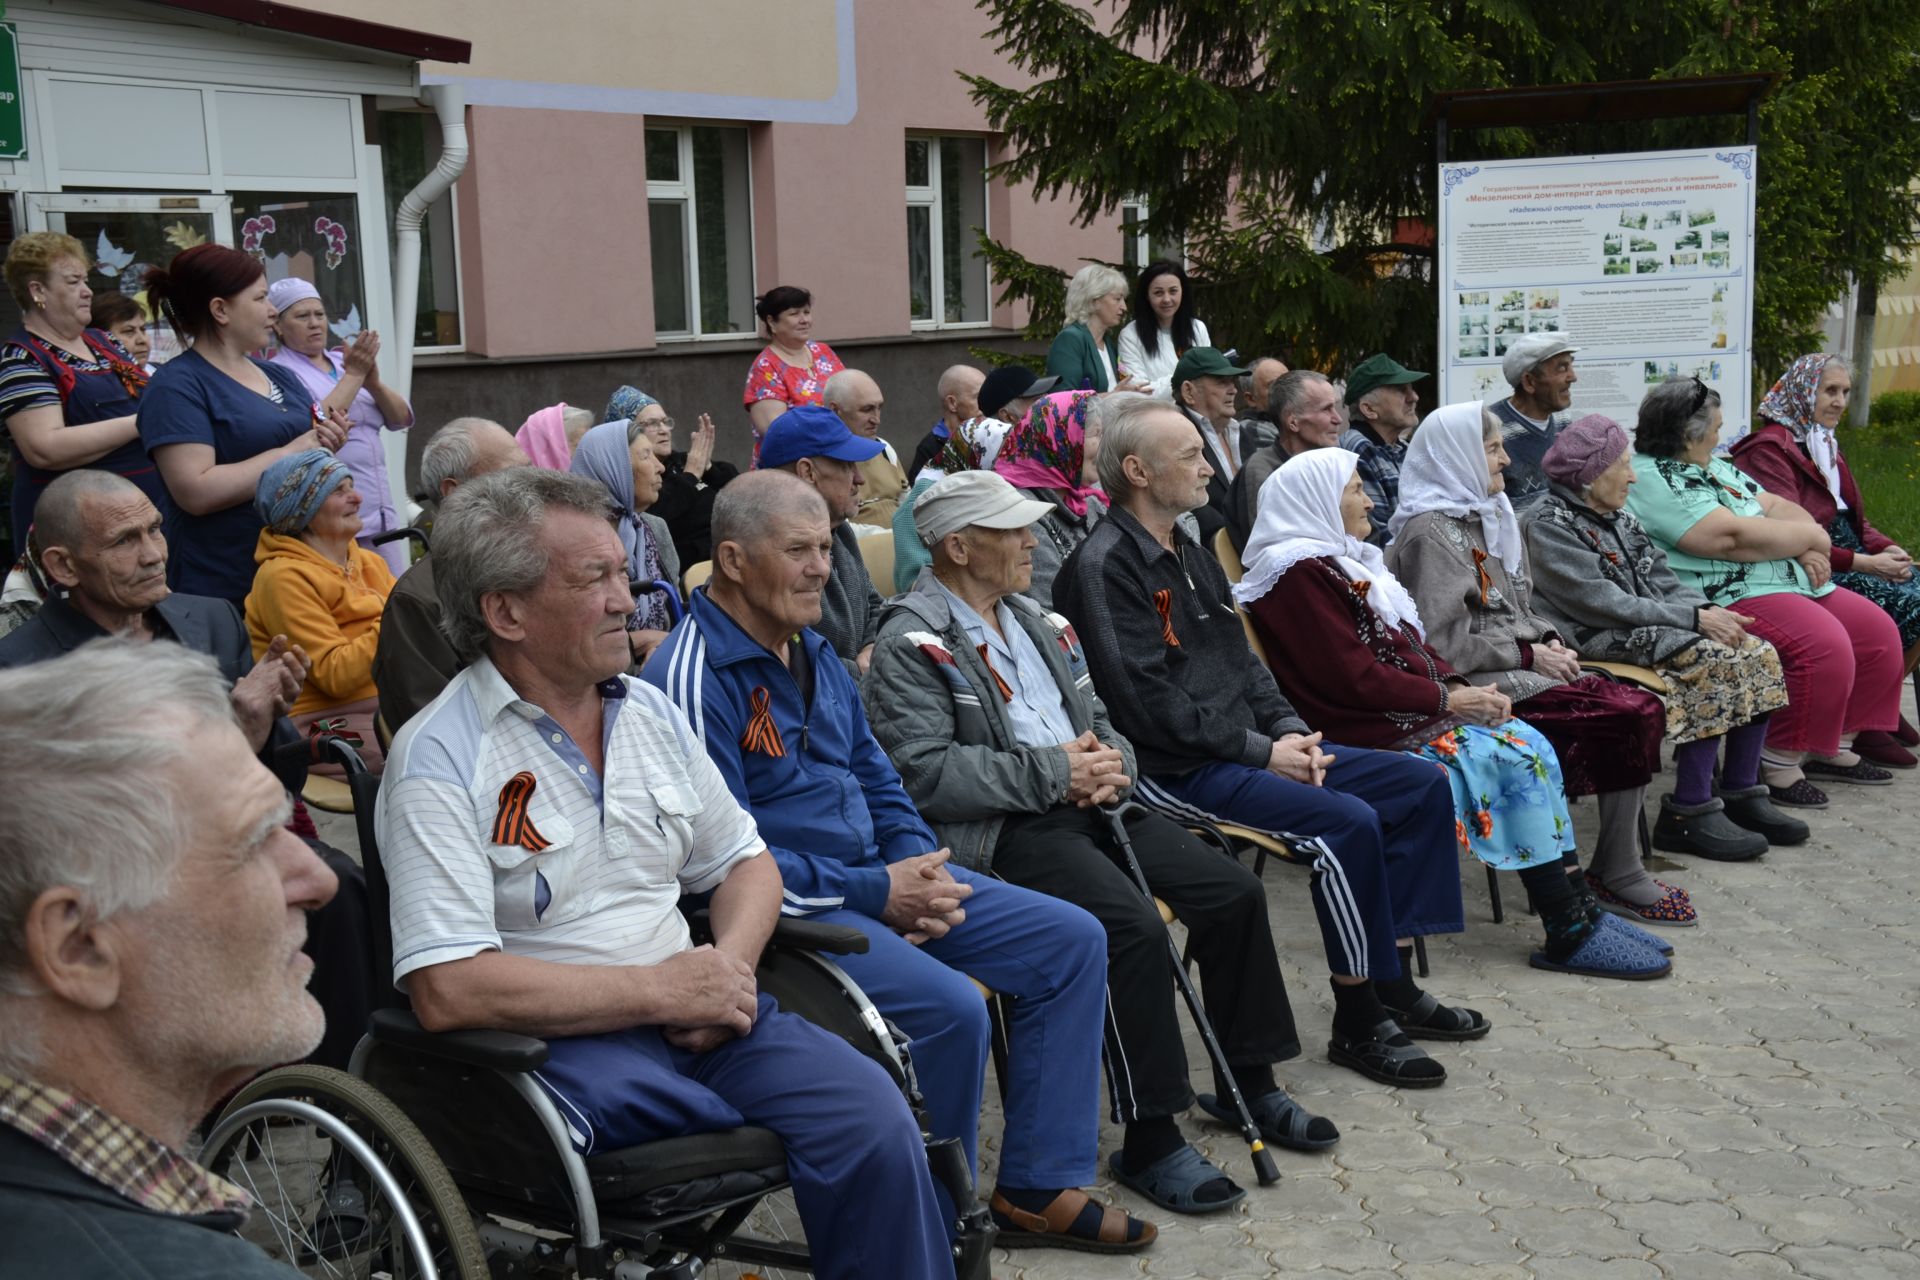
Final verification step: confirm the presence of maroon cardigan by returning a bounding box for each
[1246,556,1467,750]
[1729,423,1891,572]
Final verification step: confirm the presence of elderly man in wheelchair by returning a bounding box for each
[365,466,967,1278]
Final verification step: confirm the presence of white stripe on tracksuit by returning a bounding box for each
[1132,776,1373,979]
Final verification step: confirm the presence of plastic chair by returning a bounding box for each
[858,534,896,596]
[683,560,714,591]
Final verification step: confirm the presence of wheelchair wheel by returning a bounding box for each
[201,1064,489,1279]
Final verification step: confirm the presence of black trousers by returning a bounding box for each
[301,839,373,1073]
[990,805,1299,1123]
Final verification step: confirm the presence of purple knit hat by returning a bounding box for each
[1542,413,1630,491]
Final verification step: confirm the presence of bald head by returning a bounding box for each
[33,470,146,557]
[823,368,885,439]
[418,416,529,501]
[711,470,830,552]
[936,365,985,429]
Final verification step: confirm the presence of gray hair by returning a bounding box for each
[418,417,506,500]
[1635,377,1723,457]
[711,471,827,552]
[1096,396,1186,496]
[1083,390,1143,437]
[432,468,617,661]
[1062,263,1128,326]
[0,639,234,1068]
[821,368,868,412]
[1269,370,1331,430]
[33,469,144,554]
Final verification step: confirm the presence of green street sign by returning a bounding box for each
[0,24,24,161]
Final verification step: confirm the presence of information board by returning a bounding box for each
[1436,147,1756,436]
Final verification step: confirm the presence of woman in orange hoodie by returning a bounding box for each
[245,447,396,772]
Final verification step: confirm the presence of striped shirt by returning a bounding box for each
[375,655,764,986]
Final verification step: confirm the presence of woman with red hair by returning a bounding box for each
[137,245,345,603]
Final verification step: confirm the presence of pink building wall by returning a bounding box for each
[453,4,1125,359]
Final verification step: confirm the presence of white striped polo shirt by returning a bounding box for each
[375,655,764,986]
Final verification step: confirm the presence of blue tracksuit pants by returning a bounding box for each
[1135,744,1464,980]
[817,866,1108,1193]
[532,994,952,1280]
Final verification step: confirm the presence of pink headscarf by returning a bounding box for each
[994,391,1103,517]
[517,403,573,471]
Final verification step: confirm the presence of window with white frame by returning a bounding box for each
[646,125,755,339]
[905,135,989,327]
[1122,195,1185,273]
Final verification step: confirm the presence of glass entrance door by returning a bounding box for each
[26,193,232,364]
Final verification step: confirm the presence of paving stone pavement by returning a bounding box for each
[312,697,1920,1278]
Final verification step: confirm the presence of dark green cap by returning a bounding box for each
[1170,346,1250,393]
[1344,353,1428,406]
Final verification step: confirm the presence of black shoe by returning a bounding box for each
[1766,778,1830,810]
[1651,795,1768,862]
[1803,758,1894,786]
[1715,783,1811,845]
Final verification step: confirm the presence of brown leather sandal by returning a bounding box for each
[988,1188,1157,1253]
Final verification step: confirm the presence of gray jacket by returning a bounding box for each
[1386,509,1563,700]
[1022,488,1107,610]
[1522,482,1706,666]
[866,573,1136,873]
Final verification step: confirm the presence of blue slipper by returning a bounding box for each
[1106,1145,1246,1215]
[1196,1089,1340,1152]
[1596,911,1675,956]
[1531,921,1671,980]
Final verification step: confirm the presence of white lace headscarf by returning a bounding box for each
[1234,446,1426,637]
[1387,400,1525,574]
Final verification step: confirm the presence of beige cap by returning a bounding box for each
[914,470,1055,545]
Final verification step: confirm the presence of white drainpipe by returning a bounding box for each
[390,81,468,405]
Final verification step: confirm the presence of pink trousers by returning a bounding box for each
[1735,586,1901,755]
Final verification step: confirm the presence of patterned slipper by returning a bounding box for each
[1597,911,1677,956]
[1586,874,1697,927]
[1804,758,1894,786]
[1768,779,1830,809]
[1531,922,1671,980]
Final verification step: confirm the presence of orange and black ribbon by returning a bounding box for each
[1470,547,1494,606]
[1152,589,1180,647]
[491,771,551,852]
[741,686,787,758]
[975,644,1015,703]
[307,716,364,748]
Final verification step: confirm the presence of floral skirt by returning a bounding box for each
[1409,719,1575,871]
[1654,635,1788,743]
[1516,675,1664,796]
[1829,516,1920,649]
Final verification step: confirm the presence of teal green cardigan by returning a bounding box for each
[1045,321,1118,393]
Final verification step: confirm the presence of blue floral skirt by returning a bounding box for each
[1407,719,1575,871]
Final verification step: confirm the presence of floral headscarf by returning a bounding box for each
[994,390,1103,516]
[935,414,1013,475]
[1753,353,1847,509]
[605,384,658,426]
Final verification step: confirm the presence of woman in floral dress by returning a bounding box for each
[1243,446,1673,978]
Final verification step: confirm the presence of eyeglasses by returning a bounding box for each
[639,417,675,433]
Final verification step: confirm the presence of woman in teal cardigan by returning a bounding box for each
[1046,264,1143,394]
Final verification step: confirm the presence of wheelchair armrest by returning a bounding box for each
[687,909,870,956]
[770,915,870,956]
[368,1007,550,1072]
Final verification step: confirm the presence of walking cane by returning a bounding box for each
[1099,802,1281,1187]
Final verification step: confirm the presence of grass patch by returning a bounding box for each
[1845,433,1920,551]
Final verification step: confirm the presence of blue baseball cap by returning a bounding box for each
[758,404,886,469]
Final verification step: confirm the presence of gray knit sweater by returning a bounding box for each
[1385,509,1564,700]
[1521,482,1706,666]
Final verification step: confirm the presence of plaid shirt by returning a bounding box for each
[0,1072,250,1218]
[1340,423,1408,547]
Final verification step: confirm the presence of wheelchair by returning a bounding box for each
[201,733,997,1279]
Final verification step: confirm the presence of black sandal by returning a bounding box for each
[1328,1019,1447,1088]
[1380,990,1492,1042]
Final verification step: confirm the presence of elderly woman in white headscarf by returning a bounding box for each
[1238,447,1671,980]
[568,419,681,670]
[1385,402,1685,929]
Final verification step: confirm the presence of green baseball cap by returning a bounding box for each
[1344,353,1428,406]
[1171,346,1250,393]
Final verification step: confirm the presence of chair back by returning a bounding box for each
[1210,526,1270,666]
[683,560,714,591]
[858,534,895,595]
